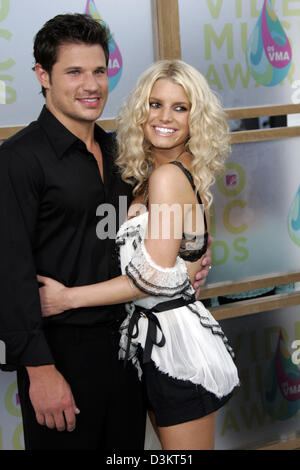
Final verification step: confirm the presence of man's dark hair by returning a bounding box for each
[33,13,110,97]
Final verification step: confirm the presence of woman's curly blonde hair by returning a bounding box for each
[116,59,231,207]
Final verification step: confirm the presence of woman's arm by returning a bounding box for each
[39,165,196,317]
[38,273,148,316]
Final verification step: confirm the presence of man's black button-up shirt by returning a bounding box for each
[0,106,132,367]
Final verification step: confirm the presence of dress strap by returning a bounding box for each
[169,161,208,231]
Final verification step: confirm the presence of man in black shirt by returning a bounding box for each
[0,14,145,450]
[0,14,211,450]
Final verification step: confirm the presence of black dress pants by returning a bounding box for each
[17,322,146,450]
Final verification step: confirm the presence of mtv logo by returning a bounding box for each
[225,173,238,187]
[0,80,6,104]
[0,340,6,363]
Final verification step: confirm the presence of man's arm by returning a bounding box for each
[193,235,213,297]
[0,145,79,431]
[0,146,54,366]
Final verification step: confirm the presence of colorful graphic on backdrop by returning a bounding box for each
[287,186,300,247]
[246,0,292,87]
[263,331,300,420]
[85,0,123,92]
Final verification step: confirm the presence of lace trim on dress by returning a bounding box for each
[116,224,142,246]
[169,161,209,262]
[179,231,209,262]
[118,303,143,379]
[187,303,235,359]
[118,301,239,396]
[125,236,193,298]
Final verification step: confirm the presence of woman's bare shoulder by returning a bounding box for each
[148,162,193,204]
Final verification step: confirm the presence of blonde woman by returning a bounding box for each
[38,60,239,450]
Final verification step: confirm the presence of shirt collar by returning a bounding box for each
[37,106,78,159]
[37,105,114,161]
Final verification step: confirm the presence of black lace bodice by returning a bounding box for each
[169,161,209,262]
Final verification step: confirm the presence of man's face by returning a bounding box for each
[37,42,109,130]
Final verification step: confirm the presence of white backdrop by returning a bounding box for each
[1,0,300,451]
[208,137,300,283]
[0,372,23,450]
[0,0,154,126]
[179,0,300,108]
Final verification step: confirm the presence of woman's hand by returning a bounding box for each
[37,275,69,317]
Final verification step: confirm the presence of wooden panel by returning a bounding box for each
[211,291,300,321]
[0,119,117,140]
[152,0,181,60]
[198,271,300,299]
[230,125,300,144]
[0,126,23,140]
[227,103,300,143]
[96,119,117,131]
[257,436,300,450]
[3,123,300,143]
[3,103,300,140]
[227,103,300,120]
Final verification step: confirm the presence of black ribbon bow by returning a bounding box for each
[124,308,166,365]
[123,295,195,366]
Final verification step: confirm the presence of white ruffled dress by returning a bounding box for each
[117,211,239,399]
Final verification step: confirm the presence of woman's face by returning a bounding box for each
[143,78,190,156]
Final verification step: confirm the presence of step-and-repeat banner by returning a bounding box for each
[1,0,300,450]
[0,373,23,450]
[179,0,300,108]
[0,0,154,125]
[210,137,300,281]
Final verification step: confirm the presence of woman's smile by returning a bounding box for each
[143,78,190,158]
